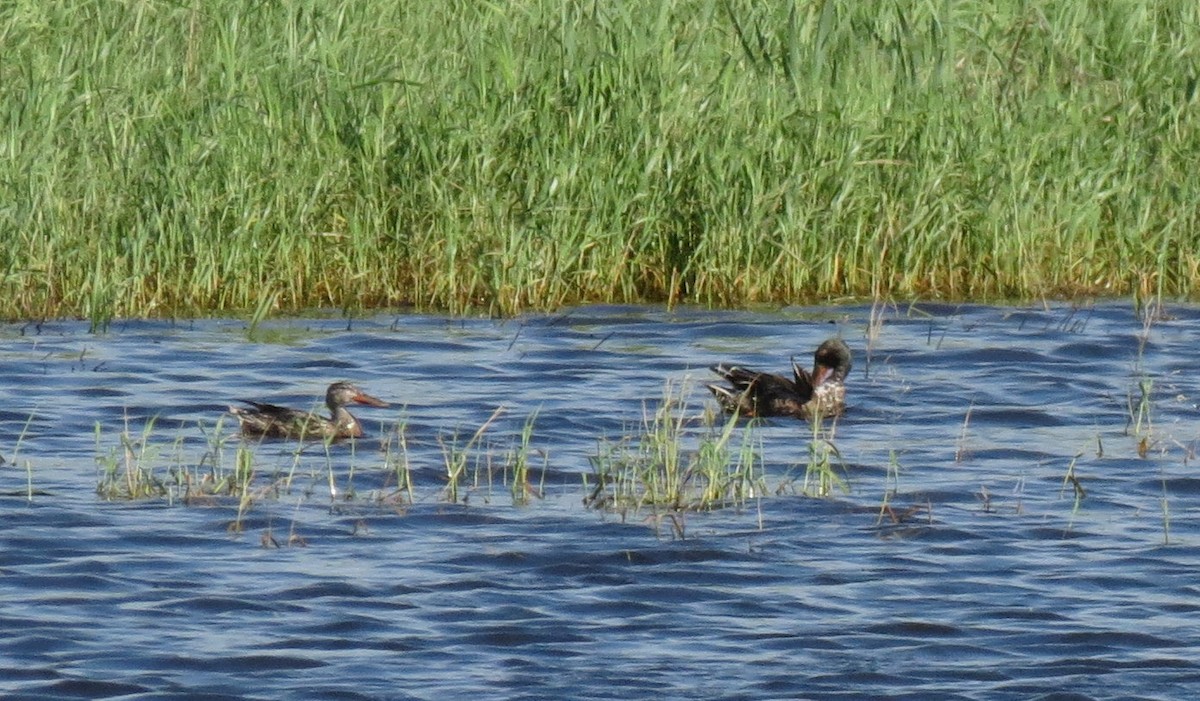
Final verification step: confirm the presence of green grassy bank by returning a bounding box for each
[3,0,1199,322]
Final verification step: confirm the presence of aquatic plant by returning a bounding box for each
[228,446,257,533]
[760,404,850,499]
[90,403,550,515]
[955,404,973,464]
[865,298,893,381]
[798,418,849,498]
[95,414,268,504]
[94,417,169,501]
[504,411,546,506]
[1133,274,1168,328]
[428,407,547,505]
[875,449,901,526]
[977,485,992,514]
[585,380,765,515]
[438,407,505,504]
[6,1,1200,322]
[1059,452,1086,531]
[1125,295,1167,458]
[1127,372,1156,458]
[378,416,415,505]
[5,412,38,502]
[1159,478,1172,546]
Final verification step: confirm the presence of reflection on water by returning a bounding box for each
[2,303,1200,699]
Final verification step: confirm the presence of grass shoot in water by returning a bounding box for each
[799,417,848,499]
[585,379,765,515]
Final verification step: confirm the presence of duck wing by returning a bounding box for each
[709,365,807,418]
[230,400,326,438]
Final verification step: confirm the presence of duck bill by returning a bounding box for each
[352,391,389,408]
[812,365,833,387]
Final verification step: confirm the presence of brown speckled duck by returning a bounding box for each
[708,338,852,420]
[229,382,389,440]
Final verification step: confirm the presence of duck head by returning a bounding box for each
[810,339,852,387]
[325,382,389,411]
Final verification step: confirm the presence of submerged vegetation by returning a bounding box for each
[73,303,1188,547]
[91,379,848,532]
[584,380,767,515]
[4,1,1200,324]
[94,405,551,516]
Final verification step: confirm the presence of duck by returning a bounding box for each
[708,338,852,420]
[229,381,389,440]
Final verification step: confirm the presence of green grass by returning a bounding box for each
[584,379,766,515]
[437,408,546,506]
[95,417,172,501]
[94,413,262,503]
[1060,451,1086,531]
[4,1,1200,324]
[438,406,506,504]
[7,411,38,502]
[775,414,850,499]
[91,406,550,509]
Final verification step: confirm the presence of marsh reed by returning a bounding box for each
[584,380,766,515]
[5,1,1200,326]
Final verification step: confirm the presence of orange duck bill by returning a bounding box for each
[229,381,389,440]
[347,389,388,408]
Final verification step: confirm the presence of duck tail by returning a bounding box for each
[791,357,814,394]
[711,363,760,388]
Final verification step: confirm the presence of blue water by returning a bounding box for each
[2,303,1199,700]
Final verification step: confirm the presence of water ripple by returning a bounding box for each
[2,303,1199,699]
